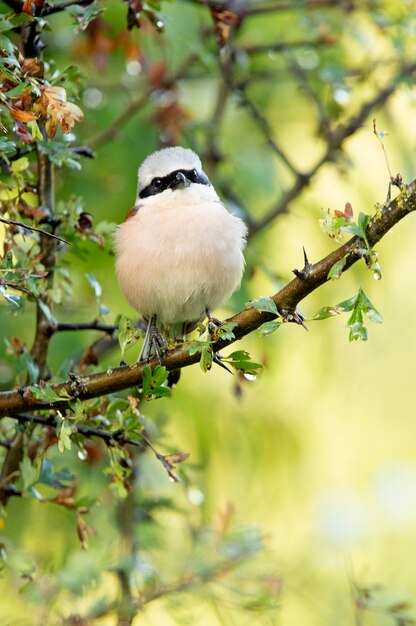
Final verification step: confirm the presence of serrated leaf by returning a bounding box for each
[247,296,278,315]
[151,386,171,398]
[141,365,171,399]
[224,350,263,375]
[349,320,368,341]
[151,365,169,387]
[27,384,63,403]
[343,212,371,245]
[182,340,207,356]
[215,321,236,341]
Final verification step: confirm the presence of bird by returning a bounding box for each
[115,146,247,364]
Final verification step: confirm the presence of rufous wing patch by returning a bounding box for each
[124,205,142,222]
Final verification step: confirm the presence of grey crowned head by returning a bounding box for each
[137,146,211,199]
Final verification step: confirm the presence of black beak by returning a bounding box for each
[169,171,190,190]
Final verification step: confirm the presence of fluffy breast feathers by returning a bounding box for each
[115,187,247,326]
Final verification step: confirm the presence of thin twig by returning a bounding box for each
[16,413,145,448]
[43,0,94,15]
[241,0,349,17]
[0,217,72,247]
[238,88,301,177]
[239,38,331,55]
[89,44,205,149]
[52,321,118,334]
[249,61,416,237]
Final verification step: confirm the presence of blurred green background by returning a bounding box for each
[1,0,416,624]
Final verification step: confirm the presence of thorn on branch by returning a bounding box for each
[279,308,308,330]
[293,247,313,280]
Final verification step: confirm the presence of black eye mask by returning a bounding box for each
[139,168,211,199]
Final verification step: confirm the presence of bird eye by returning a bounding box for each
[191,169,198,181]
[152,178,162,188]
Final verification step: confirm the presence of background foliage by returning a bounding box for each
[1,0,416,624]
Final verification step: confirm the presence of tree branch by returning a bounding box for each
[0,217,71,247]
[89,44,205,149]
[248,61,416,238]
[52,321,118,334]
[0,179,415,418]
[15,413,144,448]
[29,144,56,376]
[240,0,352,17]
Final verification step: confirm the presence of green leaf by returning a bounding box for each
[66,0,104,32]
[118,315,140,359]
[247,296,278,316]
[335,294,359,312]
[27,384,64,403]
[311,306,342,321]
[0,285,23,310]
[38,299,57,325]
[214,321,237,341]
[182,340,208,356]
[349,319,368,341]
[343,212,371,246]
[223,350,263,375]
[345,288,382,341]
[258,320,281,335]
[141,365,171,399]
[0,137,16,154]
[152,364,169,387]
[200,343,213,372]
[19,456,39,492]
[58,418,73,453]
[106,398,130,420]
[38,459,74,488]
[357,288,383,324]
[327,256,347,280]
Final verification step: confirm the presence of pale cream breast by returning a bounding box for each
[115,187,247,325]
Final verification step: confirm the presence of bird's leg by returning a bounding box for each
[139,315,168,364]
[205,308,221,334]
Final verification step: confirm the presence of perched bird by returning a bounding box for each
[115,146,247,362]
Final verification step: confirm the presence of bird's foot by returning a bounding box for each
[140,323,168,364]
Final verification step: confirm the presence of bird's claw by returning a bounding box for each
[205,308,222,335]
[141,325,168,364]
